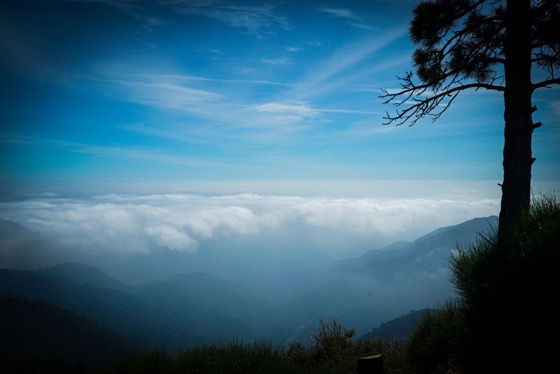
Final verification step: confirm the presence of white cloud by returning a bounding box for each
[286,26,408,101]
[321,8,358,20]
[0,191,500,263]
[320,7,372,30]
[116,80,223,113]
[146,224,198,252]
[160,0,290,36]
[93,68,317,137]
[253,102,319,118]
[260,57,292,65]
[64,0,289,36]
[247,102,321,127]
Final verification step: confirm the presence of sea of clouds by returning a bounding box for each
[0,191,500,276]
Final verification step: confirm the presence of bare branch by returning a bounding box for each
[380,80,504,126]
[532,77,560,90]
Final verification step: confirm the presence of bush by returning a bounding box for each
[177,341,293,374]
[288,319,358,373]
[310,319,355,365]
[104,342,293,374]
[405,301,465,374]
[102,320,406,374]
[406,194,560,373]
[288,318,406,373]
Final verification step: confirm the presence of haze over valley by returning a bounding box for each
[0,181,504,347]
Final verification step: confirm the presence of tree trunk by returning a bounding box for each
[498,0,534,243]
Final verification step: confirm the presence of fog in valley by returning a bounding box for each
[0,184,500,283]
[1,182,503,344]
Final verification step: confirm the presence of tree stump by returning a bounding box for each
[357,354,384,374]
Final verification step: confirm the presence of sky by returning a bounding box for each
[0,0,559,278]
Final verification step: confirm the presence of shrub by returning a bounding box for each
[452,194,559,372]
[405,301,465,374]
[176,341,293,374]
[407,194,560,373]
[104,342,294,374]
[288,318,406,373]
[287,319,356,373]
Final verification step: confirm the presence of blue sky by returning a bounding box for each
[1,0,559,197]
[1,0,559,281]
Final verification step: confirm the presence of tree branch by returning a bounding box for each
[532,77,560,90]
[381,81,504,126]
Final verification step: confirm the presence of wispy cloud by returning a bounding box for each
[160,0,290,36]
[110,79,223,114]
[65,0,290,36]
[90,69,251,121]
[320,7,373,30]
[321,8,358,20]
[260,57,292,66]
[137,72,296,87]
[94,68,319,133]
[253,102,318,118]
[286,26,408,101]
[319,108,382,115]
[286,46,301,53]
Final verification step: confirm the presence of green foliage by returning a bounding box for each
[405,301,466,374]
[406,194,560,373]
[287,319,356,373]
[104,342,295,374]
[286,318,405,373]
[310,319,355,365]
[449,194,559,371]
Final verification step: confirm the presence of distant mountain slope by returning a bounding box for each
[359,309,436,342]
[38,262,127,291]
[135,272,268,343]
[0,268,171,348]
[355,216,498,268]
[259,216,497,344]
[0,297,137,367]
[0,265,264,350]
[0,216,499,350]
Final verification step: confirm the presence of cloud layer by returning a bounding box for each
[0,192,499,262]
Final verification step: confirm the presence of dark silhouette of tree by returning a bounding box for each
[381,0,559,241]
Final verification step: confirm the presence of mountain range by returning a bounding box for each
[0,215,497,364]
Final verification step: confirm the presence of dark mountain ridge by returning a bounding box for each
[0,296,137,367]
[0,266,262,350]
[37,262,127,291]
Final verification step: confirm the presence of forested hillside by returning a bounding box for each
[0,297,137,370]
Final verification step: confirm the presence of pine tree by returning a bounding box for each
[381,0,559,241]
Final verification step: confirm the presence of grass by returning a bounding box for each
[100,322,406,374]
